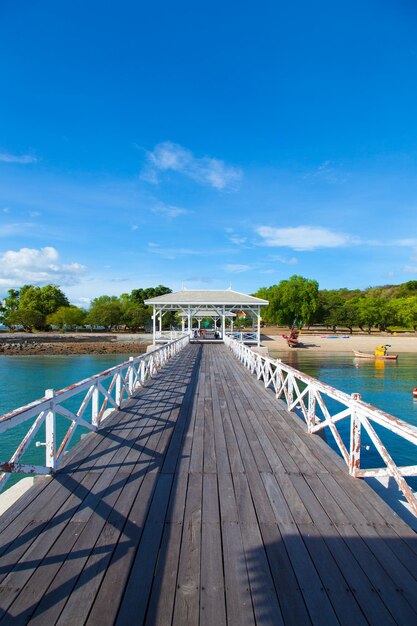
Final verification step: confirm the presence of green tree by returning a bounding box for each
[316,290,345,331]
[260,275,319,327]
[90,295,119,307]
[352,296,397,333]
[1,289,22,325]
[19,285,69,316]
[46,306,86,330]
[6,308,45,332]
[253,287,276,325]
[130,285,172,304]
[338,300,361,334]
[86,301,123,330]
[391,296,417,332]
[395,281,417,299]
[122,303,152,330]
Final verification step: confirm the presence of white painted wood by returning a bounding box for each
[224,334,417,517]
[0,334,190,493]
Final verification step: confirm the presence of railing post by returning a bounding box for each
[92,384,99,427]
[349,393,362,477]
[140,359,145,385]
[287,376,294,406]
[45,389,56,471]
[115,371,122,408]
[127,356,135,393]
[307,385,316,433]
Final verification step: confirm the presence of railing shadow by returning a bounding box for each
[3,342,417,625]
[0,344,202,624]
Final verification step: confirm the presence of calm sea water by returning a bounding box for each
[1,351,417,489]
[0,354,132,488]
[270,349,417,475]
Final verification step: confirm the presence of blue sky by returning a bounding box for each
[1,0,417,305]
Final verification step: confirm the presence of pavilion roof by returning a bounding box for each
[144,289,269,306]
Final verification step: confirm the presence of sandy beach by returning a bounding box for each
[1,329,417,356]
[261,329,417,355]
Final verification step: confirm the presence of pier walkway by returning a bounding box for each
[1,344,417,624]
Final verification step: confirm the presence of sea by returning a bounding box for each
[269,349,417,482]
[0,354,133,489]
[1,350,417,491]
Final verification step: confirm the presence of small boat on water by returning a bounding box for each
[353,345,398,360]
[413,388,417,398]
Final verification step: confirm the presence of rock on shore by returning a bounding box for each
[0,333,152,355]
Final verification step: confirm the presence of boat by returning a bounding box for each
[353,348,398,360]
[413,388,417,398]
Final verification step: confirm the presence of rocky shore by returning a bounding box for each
[0,333,152,355]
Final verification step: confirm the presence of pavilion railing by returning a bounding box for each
[155,330,187,341]
[0,334,190,493]
[224,335,417,517]
[225,331,257,342]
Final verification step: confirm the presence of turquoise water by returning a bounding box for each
[1,351,417,490]
[270,349,417,478]
[0,354,132,487]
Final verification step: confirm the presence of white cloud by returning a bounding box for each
[0,246,86,288]
[256,225,355,251]
[147,242,200,259]
[151,203,190,218]
[304,160,347,184]
[142,141,242,190]
[29,211,41,218]
[0,222,36,237]
[395,238,417,248]
[229,234,247,245]
[2,207,10,213]
[0,152,38,164]
[271,255,298,265]
[222,264,252,273]
[404,265,417,274]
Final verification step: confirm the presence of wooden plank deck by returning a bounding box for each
[1,343,417,625]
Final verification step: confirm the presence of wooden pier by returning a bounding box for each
[1,343,417,624]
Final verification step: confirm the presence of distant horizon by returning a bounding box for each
[2,1,417,305]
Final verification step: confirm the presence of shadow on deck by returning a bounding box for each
[1,344,417,625]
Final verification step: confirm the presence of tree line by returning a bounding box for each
[0,284,172,332]
[1,276,417,333]
[254,276,417,333]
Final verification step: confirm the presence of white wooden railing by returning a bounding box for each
[0,335,190,493]
[155,330,186,341]
[224,335,417,517]
[225,331,257,342]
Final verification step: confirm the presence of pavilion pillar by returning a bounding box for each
[221,307,226,340]
[152,306,156,344]
[257,306,261,347]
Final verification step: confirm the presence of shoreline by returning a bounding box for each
[1,330,417,356]
[0,332,153,356]
[262,332,417,355]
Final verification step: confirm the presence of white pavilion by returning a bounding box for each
[144,289,269,346]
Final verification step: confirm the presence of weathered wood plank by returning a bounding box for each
[200,473,226,626]
[1,343,417,626]
[172,472,202,626]
[28,406,171,625]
